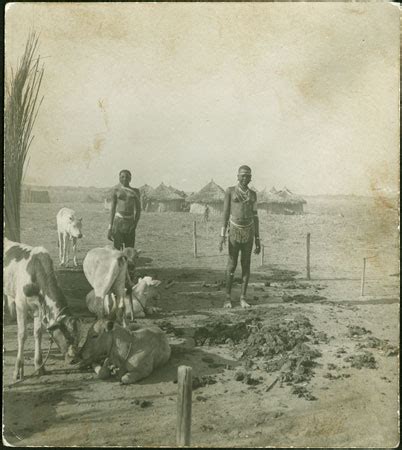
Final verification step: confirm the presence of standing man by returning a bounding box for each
[108,170,141,251]
[219,165,261,308]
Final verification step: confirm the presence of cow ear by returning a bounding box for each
[136,249,142,256]
[106,321,114,332]
[152,280,162,287]
[23,283,40,297]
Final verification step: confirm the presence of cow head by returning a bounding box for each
[67,216,83,239]
[136,277,162,303]
[78,319,114,367]
[47,314,81,364]
[122,247,141,270]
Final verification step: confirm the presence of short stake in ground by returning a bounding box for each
[176,365,192,446]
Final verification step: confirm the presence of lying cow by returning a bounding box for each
[86,276,162,321]
[4,238,80,381]
[57,207,83,267]
[83,246,140,327]
[79,319,171,384]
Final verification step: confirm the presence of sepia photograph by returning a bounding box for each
[3,1,400,447]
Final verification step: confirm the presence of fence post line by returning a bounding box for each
[176,365,192,446]
[306,233,311,280]
[193,221,198,258]
[361,257,367,296]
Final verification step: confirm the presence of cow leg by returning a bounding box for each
[61,233,68,266]
[64,235,70,266]
[33,312,46,376]
[72,237,78,267]
[58,232,64,264]
[14,306,28,381]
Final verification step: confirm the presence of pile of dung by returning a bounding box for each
[193,318,260,346]
[156,320,184,337]
[240,315,325,391]
[344,351,377,369]
[347,325,371,337]
[283,294,326,304]
[356,336,399,356]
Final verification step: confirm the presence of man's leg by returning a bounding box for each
[224,240,240,308]
[239,240,253,308]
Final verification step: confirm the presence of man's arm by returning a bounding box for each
[221,188,231,236]
[219,188,231,252]
[108,189,117,240]
[252,192,261,254]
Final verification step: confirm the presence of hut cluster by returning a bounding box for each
[132,181,306,215]
[23,181,306,215]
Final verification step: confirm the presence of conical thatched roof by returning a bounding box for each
[187,180,225,204]
[148,183,185,201]
[168,185,187,198]
[257,186,305,205]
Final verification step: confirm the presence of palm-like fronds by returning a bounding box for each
[5,32,44,241]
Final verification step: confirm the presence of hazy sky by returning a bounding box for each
[5,2,399,195]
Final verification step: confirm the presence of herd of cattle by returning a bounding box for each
[4,207,171,385]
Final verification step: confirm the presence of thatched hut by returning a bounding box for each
[187,180,225,215]
[21,189,50,203]
[258,186,306,214]
[147,182,186,212]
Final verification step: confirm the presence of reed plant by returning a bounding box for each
[4,32,44,242]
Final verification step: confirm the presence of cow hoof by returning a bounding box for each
[36,366,47,376]
[223,301,232,309]
[240,300,251,309]
[120,374,134,385]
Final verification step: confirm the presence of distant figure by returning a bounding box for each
[219,165,261,309]
[108,170,141,250]
[203,204,210,222]
[57,207,83,267]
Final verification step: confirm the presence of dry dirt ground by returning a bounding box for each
[3,200,400,447]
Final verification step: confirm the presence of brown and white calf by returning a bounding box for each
[83,246,141,327]
[56,207,83,267]
[3,238,80,381]
[79,320,171,384]
[86,276,162,321]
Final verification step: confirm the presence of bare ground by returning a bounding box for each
[3,200,399,447]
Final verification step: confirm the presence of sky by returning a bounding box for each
[5,2,400,195]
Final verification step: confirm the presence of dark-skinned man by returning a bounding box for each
[108,170,141,251]
[219,165,261,308]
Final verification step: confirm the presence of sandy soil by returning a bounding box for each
[3,199,399,447]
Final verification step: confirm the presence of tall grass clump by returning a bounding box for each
[4,32,44,242]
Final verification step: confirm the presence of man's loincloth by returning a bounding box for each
[112,213,135,235]
[228,219,255,244]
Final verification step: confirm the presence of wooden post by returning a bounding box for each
[176,365,192,447]
[193,221,198,258]
[361,257,367,296]
[260,244,265,266]
[306,233,311,280]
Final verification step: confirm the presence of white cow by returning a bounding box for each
[86,276,162,321]
[57,208,83,267]
[83,246,141,327]
[4,238,80,381]
[78,320,171,384]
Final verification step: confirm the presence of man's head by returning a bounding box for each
[119,170,132,187]
[237,165,252,188]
